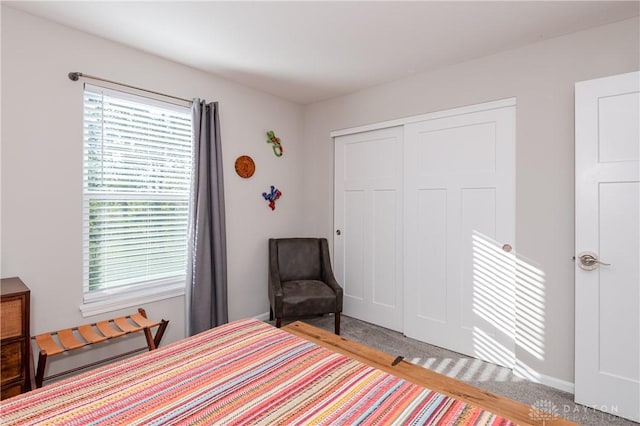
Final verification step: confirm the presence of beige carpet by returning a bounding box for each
[277,314,637,426]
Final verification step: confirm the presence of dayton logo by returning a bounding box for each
[529,400,560,425]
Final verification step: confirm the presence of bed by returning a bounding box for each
[0,318,574,425]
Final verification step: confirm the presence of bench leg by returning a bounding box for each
[35,350,48,388]
[153,320,169,348]
[138,308,168,349]
[142,319,169,351]
[143,327,157,350]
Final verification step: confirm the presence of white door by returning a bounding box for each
[334,126,403,331]
[404,101,516,368]
[575,71,639,422]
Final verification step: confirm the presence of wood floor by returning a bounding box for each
[283,321,577,426]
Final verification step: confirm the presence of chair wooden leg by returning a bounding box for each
[269,308,274,321]
[335,312,341,335]
[276,318,282,328]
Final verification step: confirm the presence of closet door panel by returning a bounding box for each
[404,105,515,368]
[343,190,365,300]
[416,122,496,174]
[416,189,447,323]
[372,190,398,309]
[334,126,403,332]
[460,188,498,331]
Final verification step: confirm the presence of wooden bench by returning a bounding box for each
[32,308,168,388]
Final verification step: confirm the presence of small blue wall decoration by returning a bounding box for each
[262,185,282,211]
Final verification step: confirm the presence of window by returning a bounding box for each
[82,84,193,315]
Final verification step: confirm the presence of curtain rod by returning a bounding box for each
[68,72,192,104]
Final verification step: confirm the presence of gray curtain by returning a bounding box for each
[186,99,228,336]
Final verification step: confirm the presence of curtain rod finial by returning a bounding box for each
[68,72,82,81]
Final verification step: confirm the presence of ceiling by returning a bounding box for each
[6,1,639,104]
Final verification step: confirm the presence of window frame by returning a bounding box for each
[79,83,193,317]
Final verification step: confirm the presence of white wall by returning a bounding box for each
[3,4,639,390]
[1,6,304,374]
[301,17,640,387]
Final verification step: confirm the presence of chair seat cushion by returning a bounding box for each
[282,280,337,317]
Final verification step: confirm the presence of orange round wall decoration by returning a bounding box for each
[235,155,255,178]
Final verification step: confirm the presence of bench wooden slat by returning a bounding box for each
[33,308,169,389]
[96,321,126,338]
[57,328,86,350]
[78,324,108,344]
[34,333,65,356]
[113,317,142,333]
[130,313,160,329]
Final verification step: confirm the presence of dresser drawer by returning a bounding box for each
[0,297,25,339]
[1,277,31,400]
[1,382,24,400]
[0,340,23,382]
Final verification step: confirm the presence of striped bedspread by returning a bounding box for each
[1,319,514,425]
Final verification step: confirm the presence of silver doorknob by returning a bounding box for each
[577,251,610,271]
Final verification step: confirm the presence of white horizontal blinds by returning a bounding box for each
[83,84,192,296]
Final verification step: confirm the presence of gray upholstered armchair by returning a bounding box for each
[268,238,343,334]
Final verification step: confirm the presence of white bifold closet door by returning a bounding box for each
[334,126,404,332]
[403,102,516,368]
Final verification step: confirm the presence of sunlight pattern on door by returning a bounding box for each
[471,231,547,375]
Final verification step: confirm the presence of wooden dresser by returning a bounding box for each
[1,277,32,399]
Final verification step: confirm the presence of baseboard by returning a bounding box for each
[254,312,271,321]
[537,374,574,394]
[514,361,575,394]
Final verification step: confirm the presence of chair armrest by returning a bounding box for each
[320,238,344,312]
[322,273,343,312]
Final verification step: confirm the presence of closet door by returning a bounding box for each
[404,103,516,368]
[334,126,403,331]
